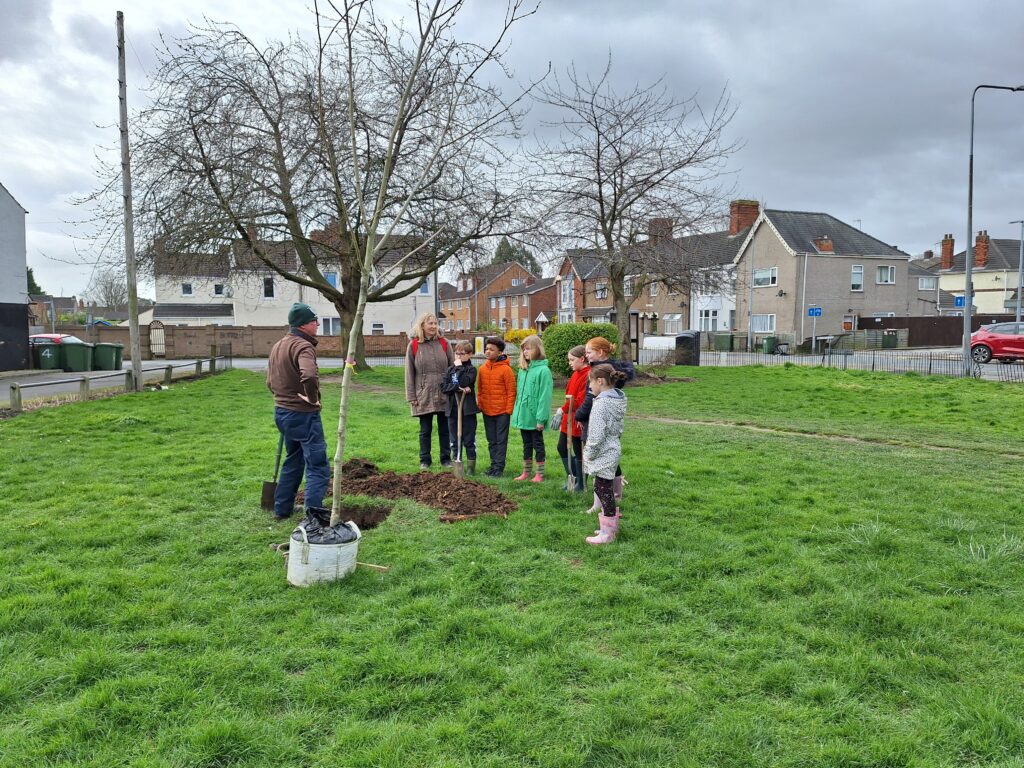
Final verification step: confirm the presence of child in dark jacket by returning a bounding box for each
[441,340,479,474]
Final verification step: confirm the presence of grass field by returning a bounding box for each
[2,365,1024,767]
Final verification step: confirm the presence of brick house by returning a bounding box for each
[934,231,1024,315]
[485,277,556,331]
[437,262,535,332]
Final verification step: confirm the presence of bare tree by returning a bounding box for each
[532,59,739,360]
[84,266,129,310]
[85,0,538,522]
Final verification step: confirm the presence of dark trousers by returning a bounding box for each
[273,407,330,517]
[556,432,582,461]
[418,412,450,466]
[447,412,477,460]
[483,413,510,471]
[594,476,617,517]
[520,429,546,462]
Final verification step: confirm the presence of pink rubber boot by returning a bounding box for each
[586,513,620,545]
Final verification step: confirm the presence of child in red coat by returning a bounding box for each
[555,345,590,492]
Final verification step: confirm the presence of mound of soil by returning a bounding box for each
[296,458,514,522]
[332,502,393,530]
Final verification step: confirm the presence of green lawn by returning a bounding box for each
[2,366,1023,767]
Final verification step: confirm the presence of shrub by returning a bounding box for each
[503,328,536,347]
[541,322,618,376]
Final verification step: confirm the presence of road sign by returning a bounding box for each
[954,295,965,308]
[807,307,822,317]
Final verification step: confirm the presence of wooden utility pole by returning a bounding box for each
[117,11,142,390]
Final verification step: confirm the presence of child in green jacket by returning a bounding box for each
[511,335,554,482]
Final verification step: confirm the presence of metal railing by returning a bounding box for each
[8,355,232,413]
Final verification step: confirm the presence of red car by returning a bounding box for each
[970,323,1024,364]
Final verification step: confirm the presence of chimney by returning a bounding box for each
[940,234,954,269]
[923,249,934,259]
[648,218,674,244]
[729,200,760,235]
[813,235,834,253]
[975,230,990,268]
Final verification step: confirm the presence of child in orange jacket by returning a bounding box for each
[475,336,517,477]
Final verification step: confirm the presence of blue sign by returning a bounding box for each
[807,307,822,317]
[954,295,965,308]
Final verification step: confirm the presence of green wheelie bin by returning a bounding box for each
[33,342,62,370]
[61,343,95,372]
[763,336,777,354]
[93,343,124,371]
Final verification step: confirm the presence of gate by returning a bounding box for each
[149,320,165,357]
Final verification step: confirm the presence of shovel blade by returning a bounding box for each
[261,481,277,511]
[453,460,464,479]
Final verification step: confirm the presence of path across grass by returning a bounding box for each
[2,366,1023,767]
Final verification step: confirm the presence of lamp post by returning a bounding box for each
[1012,219,1024,323]
[965,84,1024,375]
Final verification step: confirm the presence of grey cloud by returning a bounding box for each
[0,0,52,62]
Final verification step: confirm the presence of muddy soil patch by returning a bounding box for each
[332,501,393,530]
[298,458,514,522]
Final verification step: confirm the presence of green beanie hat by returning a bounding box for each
[288,302,317,327]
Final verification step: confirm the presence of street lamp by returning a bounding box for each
[965,84,1024,375]
[1012,219,1024,323]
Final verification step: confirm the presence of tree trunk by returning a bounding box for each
[335,296,371,371]
[614,294,633,363]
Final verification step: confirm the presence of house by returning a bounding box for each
[934,231,1023,315]
[152,235,438,336]
[437,262,535,332]
[554,209,748,343]
[732,207,911,340]
[0,182,29,370]
[485,277,556,331]
[29,294,81,331]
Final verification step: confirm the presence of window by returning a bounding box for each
[753,267,777,288]
[663,313,683,335]
[181,283,193,297]
[499,297,506,309]
[325,271,338,288]
[457,299,463,310]
[650,283,659,297]
[448,320,454,331]
[595,282,608,300]
[512,295,518,307]
[560,278,573,308]
[699,309,719,331]
[322,317,341,335]
[521,296,528,310]
[511,278,522,286]
[500,317,508,329]
[371,322,384,336]
[918,276,937,291]
[213,283,224,296]
[751,314,776,333]
[456,319,463,331]
[648,315,658,334]
[624,277,634,297]
[876,265,896,284]
[851,265,864,292]
[263,277,275,298]
[490,297,496,309]
[419,280,430,294]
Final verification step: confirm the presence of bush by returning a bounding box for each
[503,328,536,347]
[541,322,619,376]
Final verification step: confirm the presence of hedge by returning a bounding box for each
[504,328,537,347]
[541,322,619,377]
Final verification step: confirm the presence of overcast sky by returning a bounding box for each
[3,0,1024,298]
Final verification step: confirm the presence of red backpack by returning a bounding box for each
[411,336,448,356]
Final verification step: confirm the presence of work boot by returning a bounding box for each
[586,513,620,545]
[419,462,430,471]
[572,458,586,492]
[467,459,476,476]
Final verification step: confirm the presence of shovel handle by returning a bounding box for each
[273,433,285,482]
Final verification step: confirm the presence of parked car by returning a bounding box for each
[29,333,85,346]
[970,323,1024,364]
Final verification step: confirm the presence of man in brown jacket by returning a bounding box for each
[266,302,329,520]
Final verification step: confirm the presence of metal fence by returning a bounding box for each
[638,347,992,380]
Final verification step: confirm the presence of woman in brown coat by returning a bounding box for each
[405,312,454,469]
